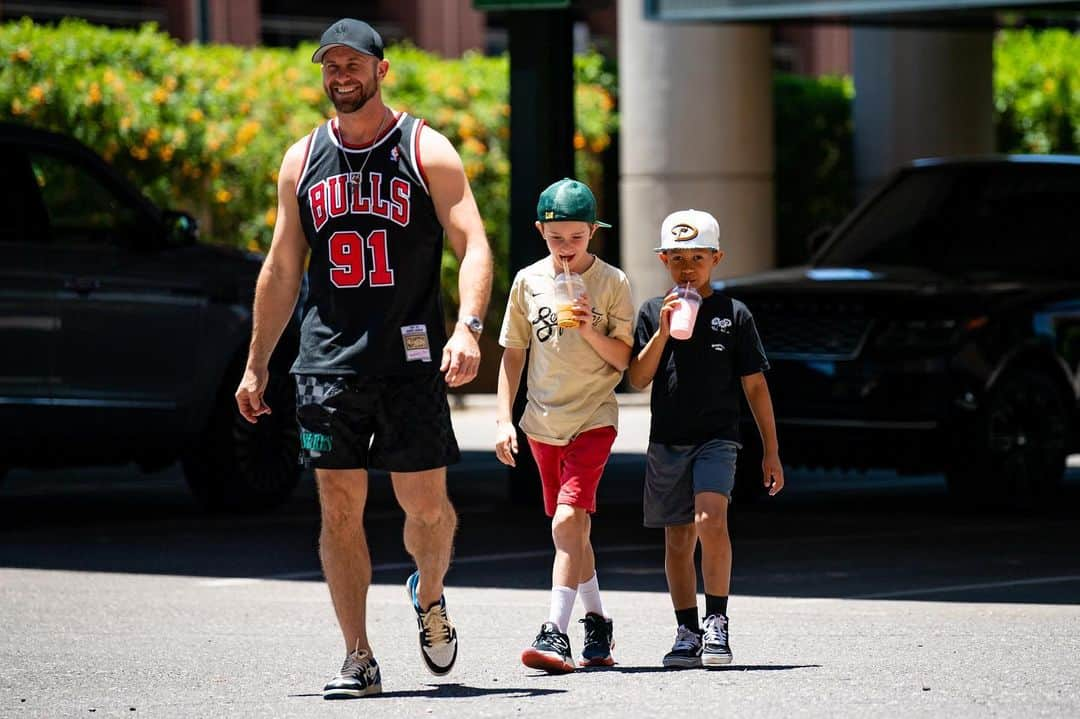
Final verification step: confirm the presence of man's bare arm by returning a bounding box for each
[421,126,494,387]
[235,139,310,423]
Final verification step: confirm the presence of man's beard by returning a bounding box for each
[326,74,378,115]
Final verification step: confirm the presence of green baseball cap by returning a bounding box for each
[536,178,611,228]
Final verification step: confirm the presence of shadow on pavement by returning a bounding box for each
[595,664,822,674]
[374,683,567,699]
[288,683,566,700]
[2,453,1078,605]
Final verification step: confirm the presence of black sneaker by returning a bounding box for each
[407,570,459,676]
[322,649,382,699]
[702,614,733,666]
[579,613,615,667]
[521,622,575,673]
[662,625,703,669]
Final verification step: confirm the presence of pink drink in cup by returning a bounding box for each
[669,284,701,340]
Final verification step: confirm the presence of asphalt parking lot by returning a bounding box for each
[1,396,1079,718]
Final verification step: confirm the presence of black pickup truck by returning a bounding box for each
[725,155,1080,503]
[0,121,301,511]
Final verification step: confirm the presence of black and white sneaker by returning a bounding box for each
[702,614,733,666]
[322,649,382,699]
[663,625,703,669]
[521,622,576,673]
[407,570,458,676]
[579,613,615,667]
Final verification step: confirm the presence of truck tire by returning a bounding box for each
[946,370,1069,507]
[182,370,300,512]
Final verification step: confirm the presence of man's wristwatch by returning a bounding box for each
[459,314,484,336]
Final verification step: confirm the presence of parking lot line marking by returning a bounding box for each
[852,574,1080,599]
[197,544,657,587]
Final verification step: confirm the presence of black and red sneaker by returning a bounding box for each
[579,613,615,667]
[521,622,575,673]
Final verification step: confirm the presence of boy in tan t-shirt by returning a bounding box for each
[495,178,634,673]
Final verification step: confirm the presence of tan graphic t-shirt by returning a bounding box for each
[499,255,634,446]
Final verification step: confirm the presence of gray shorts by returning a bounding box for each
[643,439,740,528]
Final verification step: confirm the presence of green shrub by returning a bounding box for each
[995,28,1080,154]
[773,73,854,267]
[6,19,1075,292]
[0,18,617,324]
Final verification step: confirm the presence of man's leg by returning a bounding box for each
[391,467,457,607]
[392,467,460,676]
[315,468,372,653]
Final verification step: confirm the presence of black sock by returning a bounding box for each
[705,594,728,618]
[675,606,699,631]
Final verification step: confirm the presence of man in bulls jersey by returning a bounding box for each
[234,18,492,699]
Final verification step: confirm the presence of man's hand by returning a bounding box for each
[235,366,271,424]
[762,452,785,496]
[441,323,481,387]
[495,419,518,467]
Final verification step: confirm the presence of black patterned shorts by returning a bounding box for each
[294,373,461,472]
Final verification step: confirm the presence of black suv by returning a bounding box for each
[0,122,300,510]
[725,156,1080,502]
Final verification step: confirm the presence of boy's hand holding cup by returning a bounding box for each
[669,284,702,340]
[657,291,681,339]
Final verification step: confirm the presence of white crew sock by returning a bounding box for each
[578,573,607,619]
[547,585,578,633]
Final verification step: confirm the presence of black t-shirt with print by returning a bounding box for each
[633,292,769,445]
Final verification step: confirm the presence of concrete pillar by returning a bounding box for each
[618,1,774,308]
[208,0,260,46]
[853,28,993,199]
[394,0,485,57]
[163,0,197,42]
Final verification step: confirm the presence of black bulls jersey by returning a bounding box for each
[291,113,447,377]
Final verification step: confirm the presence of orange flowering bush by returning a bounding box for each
[0,18,618,318]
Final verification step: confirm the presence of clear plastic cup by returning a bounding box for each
[669,285,701,340]
[554,271,587,328]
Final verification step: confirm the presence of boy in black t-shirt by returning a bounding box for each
[628,209,784,669]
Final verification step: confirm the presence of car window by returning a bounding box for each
[820,163,1080,279]
[0,149,50,245]
[29,149,142,247]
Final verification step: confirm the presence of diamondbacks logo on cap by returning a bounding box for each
[671,223,699,242]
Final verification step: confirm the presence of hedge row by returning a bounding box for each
[0,18,617,321]
[3,20,1077,302]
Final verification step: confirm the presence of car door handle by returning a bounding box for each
[64,277,101,293]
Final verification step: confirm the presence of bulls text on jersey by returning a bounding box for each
[308,171,412,231]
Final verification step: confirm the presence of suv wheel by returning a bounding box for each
[182,371,300,512]
[947,370,1070,505]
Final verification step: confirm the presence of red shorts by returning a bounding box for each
[527,426,617,517]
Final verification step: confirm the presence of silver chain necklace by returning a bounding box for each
[338,109,391,187]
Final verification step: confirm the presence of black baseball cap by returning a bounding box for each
[311,18,384,63]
